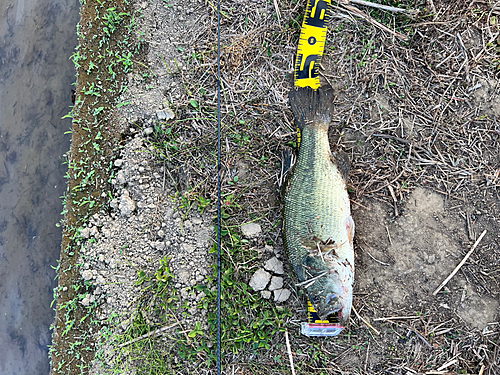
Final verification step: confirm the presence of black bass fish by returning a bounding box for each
[284,85,354,327]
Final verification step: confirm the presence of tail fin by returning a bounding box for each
[288,85,334,131]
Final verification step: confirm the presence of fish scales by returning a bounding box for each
[284,86,354,326]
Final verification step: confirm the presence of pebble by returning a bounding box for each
[82,270,93,281]
[80,227,91,239]
[156,108,175,121]
[119,190,136,217]
[183,244,195,253]
[264,257,284,275]
[178,269,191,284]
[241,222,261,238]
[116,170,127,185]
[80,295,91,306]
[273,288,291,303]
[144,127,154,135]
[249,268,271,291]
[260,290,271,299]
[268,276,283,291]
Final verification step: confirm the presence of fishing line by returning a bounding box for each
[216,0,222,371]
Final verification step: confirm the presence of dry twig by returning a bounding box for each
[352,306,380,335]
[285,329,296,375]
[118,322,179,348]
[433,230,487,295]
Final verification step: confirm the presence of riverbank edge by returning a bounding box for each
[49,1,144,373]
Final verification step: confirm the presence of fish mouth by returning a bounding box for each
[316,293,352,325]
[316,294,342,320]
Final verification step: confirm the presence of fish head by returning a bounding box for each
[308,263,353,325]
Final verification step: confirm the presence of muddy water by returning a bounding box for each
[0,0,79,374]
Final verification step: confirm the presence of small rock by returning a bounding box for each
[114,159,124,167]
[260,290,271,299]
[80,227,91,239]
[264,257,284,275]
[144,127,154,135]
[241,222,261,238]
[249,268,271,291]
[119,190,136,217]
[156,108,175,121]
[182,244,195,253]
[268,276,283,291]
[116,170,127,185]
[273,288,291,303]
[81,270,93,281]
[110,199,118,209]
[90,227,99,237]
[264,244,273,252]
[178,269,190,284]
[80,295,91,306]
[426,254,436,264]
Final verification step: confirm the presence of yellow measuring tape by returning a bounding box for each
[294,0,333,89]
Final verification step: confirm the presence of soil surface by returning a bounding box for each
[53,0,500,374]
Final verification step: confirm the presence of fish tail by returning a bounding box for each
[288,85,334,132]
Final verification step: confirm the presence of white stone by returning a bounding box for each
[241,222,261,238]
[81,270,93,281]
[80,227,91,239]
[119,190,136,217]
[264,257,284,275]
[264,244,273,252]
[80,295,91,306]
[273,288,291,303]
[249,268,271,291]
[116,170,127,185]
[268,276,283,291]
[156,108,175,121]
[260,290,271,299]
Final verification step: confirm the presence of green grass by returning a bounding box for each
[50,0,146,373]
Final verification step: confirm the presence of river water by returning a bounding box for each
[0,0,79,373]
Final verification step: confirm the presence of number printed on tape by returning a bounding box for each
[294,0,332,89]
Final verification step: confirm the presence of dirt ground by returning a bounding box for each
[52,0,500,374]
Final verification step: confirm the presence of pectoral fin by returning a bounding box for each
[346,215,355,246]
